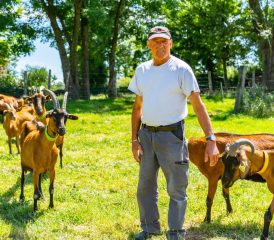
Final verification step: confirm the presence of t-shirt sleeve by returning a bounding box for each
[128,70,142,96]
[179,66,200,97]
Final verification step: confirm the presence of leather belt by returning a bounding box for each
[142,121,183,132]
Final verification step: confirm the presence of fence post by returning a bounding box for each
[234,65,246,113]
[251,70,256,88]
[48,69,51,90]
[220,82,224,101]
[208,71,213,94]
[23,71,28,95]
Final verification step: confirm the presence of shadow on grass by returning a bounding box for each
[0,174,46,239]
[186,220,266,240]
[127,218,267,239]
[188,109,236,122]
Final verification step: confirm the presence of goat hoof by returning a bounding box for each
[19,196,25,203]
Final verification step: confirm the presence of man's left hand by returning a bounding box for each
[204,141,219,166]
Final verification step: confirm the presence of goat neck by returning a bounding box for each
[246,150,273,179]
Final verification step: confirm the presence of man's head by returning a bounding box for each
[148,26,172,40]
[147,26,172,65]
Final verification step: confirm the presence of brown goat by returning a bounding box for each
[20,89,78,211]
[2,104,34,154]
[25,87,51,124]
[188,132,274,223]
[27,88,70,168]
[221,139,274,240]
[0,94,26,110]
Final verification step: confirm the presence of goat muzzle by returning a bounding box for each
[58,127,66,136]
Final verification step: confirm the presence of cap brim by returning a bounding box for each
[148,33,171,40]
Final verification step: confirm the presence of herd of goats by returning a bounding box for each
[0,89,274,239]
[0,88,78,212]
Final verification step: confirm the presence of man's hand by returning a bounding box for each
[132,140,143,163]
[204,141,219,166]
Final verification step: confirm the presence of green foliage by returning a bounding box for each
[23,65,48,87]
[0,0,36,64]
[166,0,253,74]
[242,87,274,118]
[0,73,24,96]
[0,95,274,239]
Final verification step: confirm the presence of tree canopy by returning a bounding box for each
[1,0,273,98]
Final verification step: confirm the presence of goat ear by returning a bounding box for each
[24,96,32,103]
[68,114,78,120]
[46,111,52,118]
[45,95,52,102]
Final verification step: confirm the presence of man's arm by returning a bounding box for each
[188,91,219,166]
[131,95,143,163]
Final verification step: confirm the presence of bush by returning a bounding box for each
[0,74,24,97]
[242,86,274,118]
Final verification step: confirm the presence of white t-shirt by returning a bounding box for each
[128,55,200,126]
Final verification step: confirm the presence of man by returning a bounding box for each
[128,26,219,240]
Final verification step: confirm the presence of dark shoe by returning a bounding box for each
[166,229,186,240]
[134,231,160,240]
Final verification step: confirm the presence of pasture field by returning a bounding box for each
[0,93,274,240]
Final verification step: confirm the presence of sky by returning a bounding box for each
[15,40,63,82]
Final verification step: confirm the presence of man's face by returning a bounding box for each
[147,37,172,62]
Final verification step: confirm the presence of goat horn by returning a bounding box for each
[32,86,37,94]
[227,138,255,156]
[39,86,45,93]
[9,103,15,110]
[62,92,68,110]
[4,103,11,109]
[43,89,60,109]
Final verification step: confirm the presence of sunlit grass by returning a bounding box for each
[0,93,273,239]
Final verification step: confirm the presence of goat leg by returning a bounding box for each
[15,135,20,154]
[261,202,274,240]
[49,169,55,208]
[8,137,12,154]
[222,187,233,214]
[20,169,25,202]
[59,143,63,168]
[204,179,218,223]
[33,172,39,211]
[38,174,44,200]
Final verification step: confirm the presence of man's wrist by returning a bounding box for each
[205,134,216,141]
[132,139,139,143]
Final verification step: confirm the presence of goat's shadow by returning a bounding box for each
[0,173,47,239]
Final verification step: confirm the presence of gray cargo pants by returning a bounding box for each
[137,121,189,233]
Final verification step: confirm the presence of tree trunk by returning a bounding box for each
[234,66,246,113]
[81,0,90,100]
[207,71,213,94]
[68,0,83,100]
[222,58,229,89]
[108,0,124,99]
[40,0,70,88]
[248,0,274,90]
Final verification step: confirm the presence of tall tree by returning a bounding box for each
[32,0,84,99]
[248,0,274,89]
[167,0,252,88]
[81,0,90,99]
[108,0,125,98]
[0,0,36,66]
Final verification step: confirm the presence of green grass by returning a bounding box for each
[0,94,274,239]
